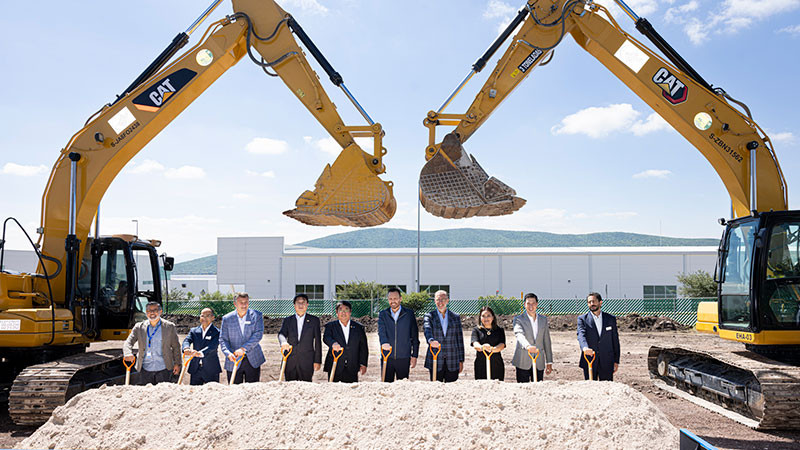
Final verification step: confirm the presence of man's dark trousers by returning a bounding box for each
[516,367,544,383]
[429,357,458,382]
[139,369,172,385]
[382,357,410,382]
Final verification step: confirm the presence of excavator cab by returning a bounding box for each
[715,211,800,351]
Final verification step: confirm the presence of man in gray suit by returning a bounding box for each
[512,293,553,382]
[123,301,181,385]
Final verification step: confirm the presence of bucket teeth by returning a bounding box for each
[419,132,525,219]
[284,144,396,227]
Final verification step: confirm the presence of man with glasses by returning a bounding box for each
[181,308,222,385]
[123,301,181,385]
[423,290,464,382]
[278,294,322,381]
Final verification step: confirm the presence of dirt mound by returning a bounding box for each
[19,381,677,450]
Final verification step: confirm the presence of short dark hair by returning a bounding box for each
[293,293,309,304]
[478,306,498,330]
[587,292,603,302]
[524,293,538,302]
[145,301,161,311]
[235,292,249,301]
[387,287,402,296]
[335,300,352,312]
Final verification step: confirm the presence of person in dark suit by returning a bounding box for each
[220,292,265,384]
[278,293,322,381]
[377,287,420,382]
[577,292,620,381]
[181,308,222,385]
[323,301,368,383]
[423,290,465,382]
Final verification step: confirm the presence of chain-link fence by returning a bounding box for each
[164,297,714,325]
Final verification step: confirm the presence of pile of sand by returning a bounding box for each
[20,381,676,449]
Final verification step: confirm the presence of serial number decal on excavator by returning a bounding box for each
[132,68,197,113]
[511,48,544,78]
[735,332,754,342]
[709,132,743,163]
[110,121,141,148]
[652,67,687,105]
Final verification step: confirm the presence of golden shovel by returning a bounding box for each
[329,348,344,383]
[528,347,540,382]
[122,356,135,386]
[279,346,293,382]
[229,354,245,385]
[380,347,392,382]
[583,351,596,381]
[177,353,194,385]
[430,346,442,381]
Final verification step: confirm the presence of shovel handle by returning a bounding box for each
[282,345,293,361]
[429,345,441,360]
[122,356,136,370]
[583,351,595,380]
[332,348,344,362]
[178,355,194,385]
[381,347,392,362]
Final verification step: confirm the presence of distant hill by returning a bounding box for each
[297,228,718,249]
[173,228,718,275]
[172,255,216,275]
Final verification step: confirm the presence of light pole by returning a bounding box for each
[132,219,139,237]
[416,181,421,293]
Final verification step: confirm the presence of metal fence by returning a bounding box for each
[164,297,714,325]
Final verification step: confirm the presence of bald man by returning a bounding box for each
[182,308,222,385]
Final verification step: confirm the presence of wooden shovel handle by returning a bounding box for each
[332,348,344,362]
[123,356,136,370]
[381,347,392,362]
[282,346,293,361]
[429,345,441,360]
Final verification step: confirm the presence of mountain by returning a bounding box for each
[296,228,718,248]
[172,255,216,275]
[173,228,718,274]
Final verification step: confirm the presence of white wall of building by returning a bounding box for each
[215,238,717,299]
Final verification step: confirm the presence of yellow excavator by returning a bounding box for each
[0,0,394,425]
[421,0,800,429]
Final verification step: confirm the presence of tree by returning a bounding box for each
[401,291,431,316]
[335,280,387,300]
[677,270,717,297]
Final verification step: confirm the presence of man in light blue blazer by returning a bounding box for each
[220,292,265,384]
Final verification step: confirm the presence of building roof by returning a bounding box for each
[284,246,717,256]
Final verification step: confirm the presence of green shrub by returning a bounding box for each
[402,291,431,316]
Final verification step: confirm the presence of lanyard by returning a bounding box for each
[147,321,161,348]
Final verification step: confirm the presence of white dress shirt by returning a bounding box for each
[238,312,248,335]
[527,313,538,342]
[296,313,305,338]
[592,311,603,337]
[201,324,210,340]
[340,320,350,344]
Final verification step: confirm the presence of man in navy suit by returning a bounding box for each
[323,301,368,383]
[423,290,464,382]
[577,292,620,381]
[220,292,265,384]
[182,308,222,385]
[278,294,322,381]
[377,287,420,381]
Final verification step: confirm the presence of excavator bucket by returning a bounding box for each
[419,132,525,218]
[284,144,396,227]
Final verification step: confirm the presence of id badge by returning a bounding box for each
[146,351,153,358]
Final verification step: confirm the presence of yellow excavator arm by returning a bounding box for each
[421,0,786,219]
[36,0,395,304]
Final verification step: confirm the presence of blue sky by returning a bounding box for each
[1,0,799,261]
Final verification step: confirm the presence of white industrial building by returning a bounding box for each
[216,237,716,300]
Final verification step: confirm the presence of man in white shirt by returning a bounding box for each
[323,301,368,382]
[511,293,554,382]
[278,294,322,381]
[181,308,222,385]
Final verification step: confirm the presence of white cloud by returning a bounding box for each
[633,169,672,179]
[779,24,800,35]
[303,136,313,143]
[233,193,251,199]
[665,1,699,23]
[278,0,328,15]
[680,0,800,43]
[164,166,206,179]
[684,19,708,45]
[483,0,515,19]
[1,162,47,176]
[245,137,290,155]
[551,103,671,139]
[771,131,795,143]
[315,137,341,156]
[245,169,276,178]
[606,0,659,23]
[128,159,164,174]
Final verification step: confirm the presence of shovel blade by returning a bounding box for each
[419,132,525,219]
[284,144,396,227]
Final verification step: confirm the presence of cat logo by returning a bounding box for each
[132,68,197,112]
[652,67,687,105]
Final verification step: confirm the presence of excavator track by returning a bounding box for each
[648,346,800,430]
[8,349,125,426]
